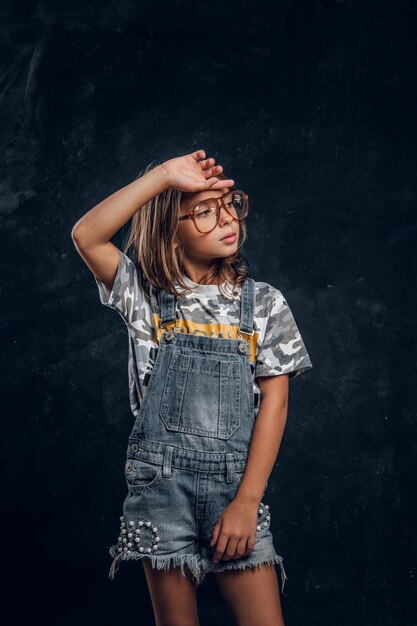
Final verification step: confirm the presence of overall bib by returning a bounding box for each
[109,276,287,590]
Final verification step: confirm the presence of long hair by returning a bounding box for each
[122,159,250,298]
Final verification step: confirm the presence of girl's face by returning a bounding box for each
[176,187,239,262]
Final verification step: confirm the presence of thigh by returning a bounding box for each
[213,563,285,626]
[142,560,200,626]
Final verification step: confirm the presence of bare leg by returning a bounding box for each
[142,560,200,626]
[213,563,285,626]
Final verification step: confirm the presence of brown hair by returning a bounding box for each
[122,159,250,298]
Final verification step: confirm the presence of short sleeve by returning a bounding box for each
[255,289,313,380]
[94,249,146,324]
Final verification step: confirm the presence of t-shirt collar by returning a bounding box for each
[175,274,239,299]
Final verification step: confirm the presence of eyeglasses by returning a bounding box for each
[179,189,249,234]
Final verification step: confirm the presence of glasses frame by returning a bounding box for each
[179,189,249,234]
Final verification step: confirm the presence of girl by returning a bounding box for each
[71,150,313,626]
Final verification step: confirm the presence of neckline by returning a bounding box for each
[175,274,239,299]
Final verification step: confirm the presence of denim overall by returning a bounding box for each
[109,276,287,590]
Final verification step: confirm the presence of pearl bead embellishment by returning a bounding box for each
[256,502,271,532]
[117,516,160,554]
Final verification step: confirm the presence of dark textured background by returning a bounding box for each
[2,1,416,624]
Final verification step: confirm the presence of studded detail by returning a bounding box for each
[116,516,160,554]
[256,502,271,532]
[130,443,139,453]
[164,332,175,342]
[238,341,248,354]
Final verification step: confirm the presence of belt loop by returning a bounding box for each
[225,453,235,484]
[163,445,174,477]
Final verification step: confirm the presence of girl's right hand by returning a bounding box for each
[160,150,235,192]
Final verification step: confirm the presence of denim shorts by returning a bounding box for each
[107,276,288,590]
[108,437,287,588]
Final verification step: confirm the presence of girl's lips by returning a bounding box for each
[220,233,237,244]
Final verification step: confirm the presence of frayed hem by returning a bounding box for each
[108,545,288,593]
[108,546,204,586]
[200,554,288,594]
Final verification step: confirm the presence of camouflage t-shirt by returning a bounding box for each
[94,249,313,418]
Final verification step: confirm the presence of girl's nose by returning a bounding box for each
[219,205,233,224]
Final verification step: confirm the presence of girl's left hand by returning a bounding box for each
[210,497,259,562]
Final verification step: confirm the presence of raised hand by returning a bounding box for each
[160,149,235,193]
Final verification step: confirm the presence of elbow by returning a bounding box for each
[71,220,91,249]
[71,225,83,254]
[71,220,83,242]
[71,226,79,244]
[71,215,109,249]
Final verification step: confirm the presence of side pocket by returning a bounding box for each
[125,458,163,493]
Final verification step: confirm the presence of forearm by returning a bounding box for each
[71,164,169,247]
[235,391,288,505]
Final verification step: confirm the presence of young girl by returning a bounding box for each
[71,150,313,626]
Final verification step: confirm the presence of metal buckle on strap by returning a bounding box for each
[159,320,176,332]
[237,329,254,341]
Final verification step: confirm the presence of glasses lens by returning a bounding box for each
[230,191,248,219]
[194,199,219,233]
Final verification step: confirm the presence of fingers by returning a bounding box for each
[191,151,235,188]
[212,532,229,563]
[198,157,223,176]
[190,149,221,165]
[221,536,240,562]
[190,149,206,161]
[200,157,216,170]
[202,162,221,178]
[191,175,235,193]
[205,176,235,189]
[202,158,235,189]
[210,521,221,548]
[242,534,256,557]
[212,531,252,563]
[230,536,249,560]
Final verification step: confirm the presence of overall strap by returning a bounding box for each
[158,288,176,329]
[158,276,256,337]
[238,277,256,338]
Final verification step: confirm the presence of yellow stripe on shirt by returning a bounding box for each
[153,314,258,364]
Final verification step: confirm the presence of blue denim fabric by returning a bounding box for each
[108,276,287,590]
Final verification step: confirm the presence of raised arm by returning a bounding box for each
[71,165,169,291]
[71,150,234,291]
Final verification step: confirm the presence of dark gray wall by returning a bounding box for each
[2,1,416,624]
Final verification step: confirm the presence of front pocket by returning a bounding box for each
[159,352,241,439]
[125,458,162,493]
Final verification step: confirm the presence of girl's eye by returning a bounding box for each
[195,204,215,218]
